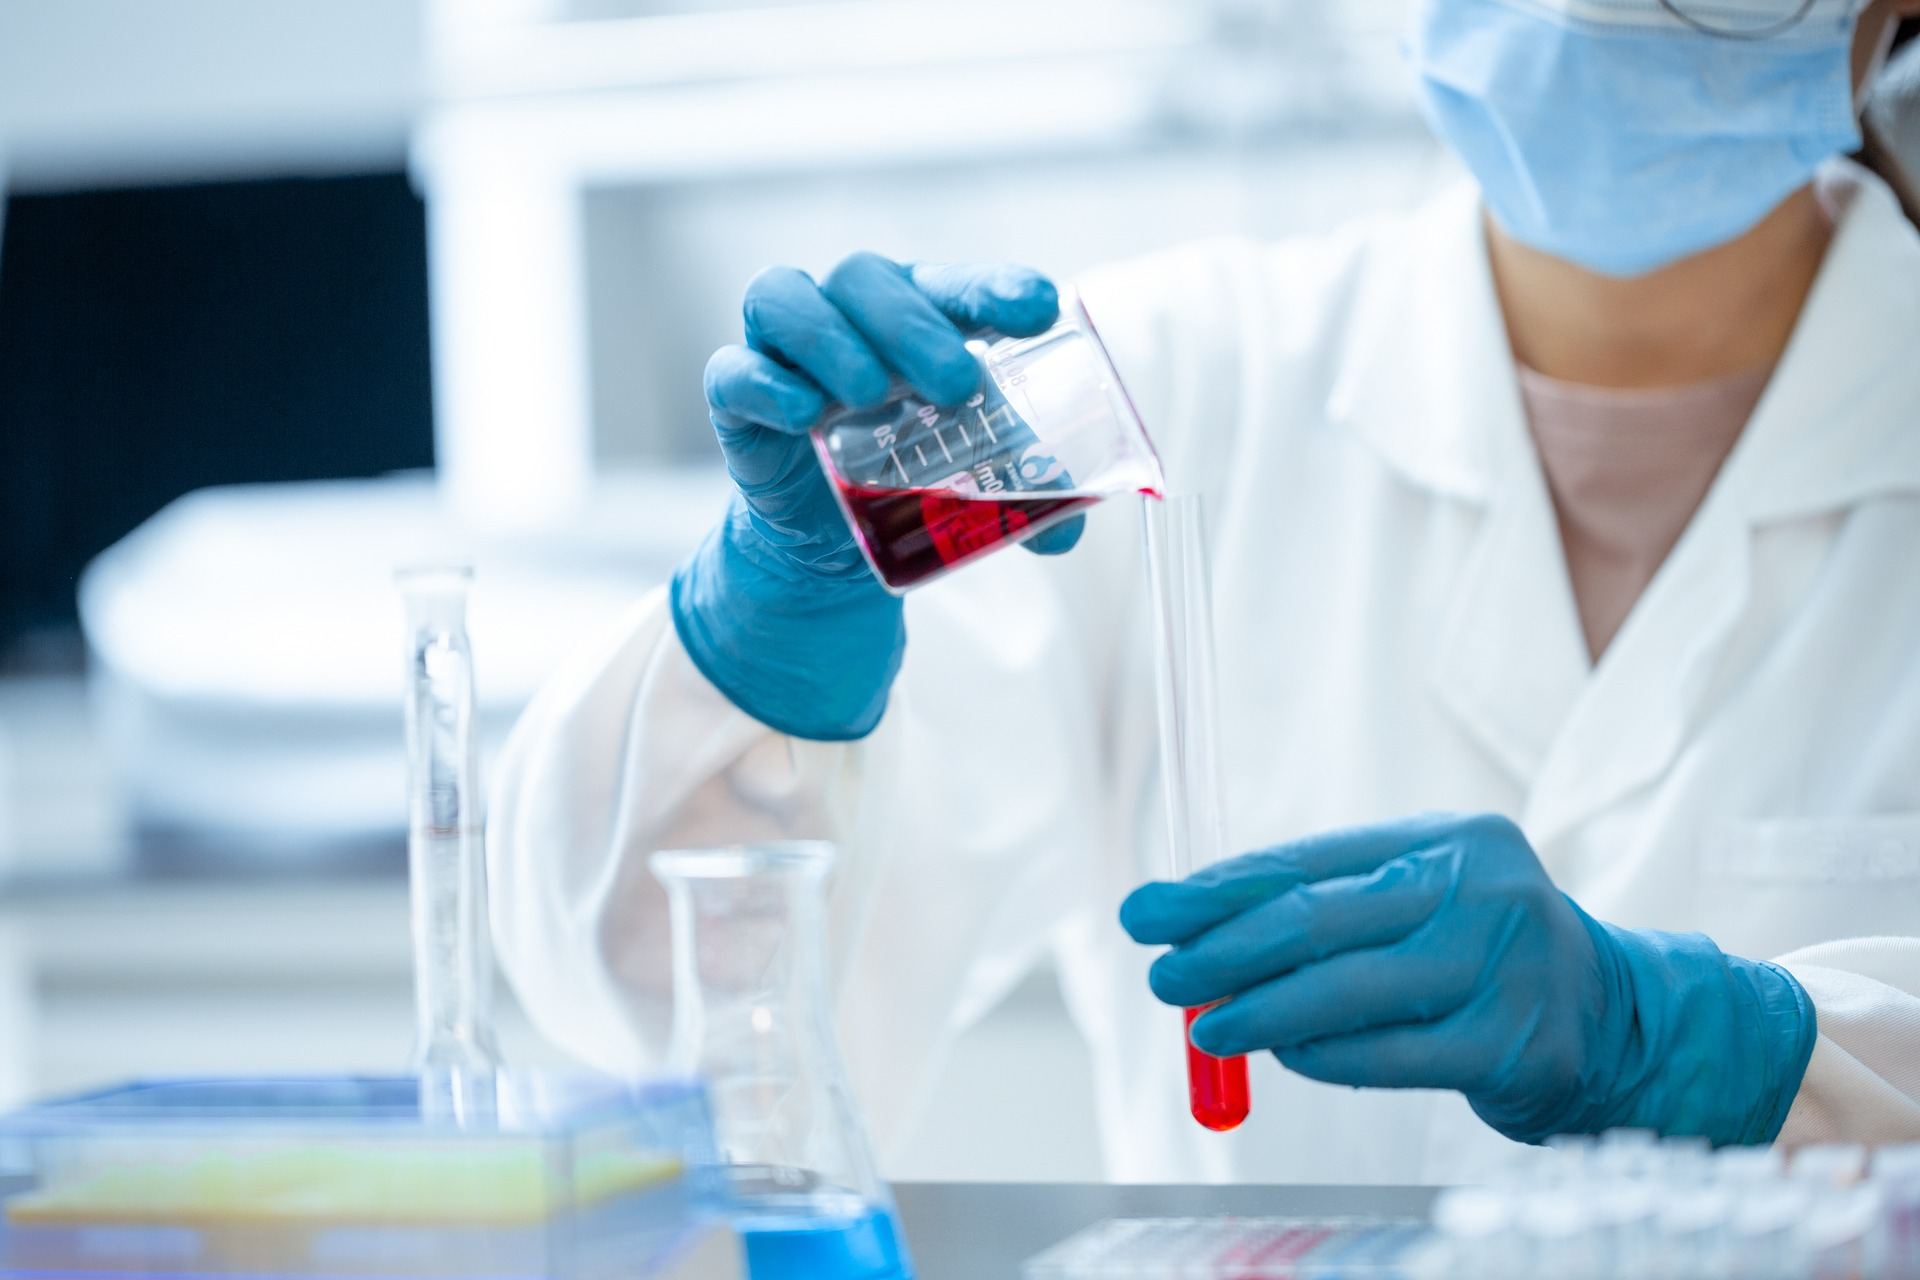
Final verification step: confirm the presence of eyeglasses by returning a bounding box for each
[1656,0,1817,38]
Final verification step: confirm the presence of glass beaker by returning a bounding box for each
[650,842,913,1280]
[812,289,1163,593]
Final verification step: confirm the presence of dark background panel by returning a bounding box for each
[0,172,435,662]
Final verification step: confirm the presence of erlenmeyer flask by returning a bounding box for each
[650,842,914,1280]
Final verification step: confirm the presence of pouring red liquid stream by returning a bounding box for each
[1184,1006,1250,1131]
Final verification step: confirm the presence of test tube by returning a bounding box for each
[397,565,502,1078]
[1141,494,1250,1133]
[1875,1145,1920,1277]
[1429,1188,1524,1280]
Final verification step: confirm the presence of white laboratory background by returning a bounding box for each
[0,0,1450,1181]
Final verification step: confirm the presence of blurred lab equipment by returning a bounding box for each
[1022,1135,1920,1278]
[1413,1133,1920,1280]
[651,842,913,1280]
[1140,496,1247,1133]
[1122,812,1815,1147]
[397,566,502,1075]
[0,541,740,1280]
[77,469,726,863]
[813,289,1163,593]
[0,1073,733,1280]
[414,0,1426,528]
[1023,1215,1431,1277]
[1882,1145,1920,1274]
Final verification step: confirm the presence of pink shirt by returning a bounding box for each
[1518,363,1773,661]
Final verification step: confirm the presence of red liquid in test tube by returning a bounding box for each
[1184,1006,1251,1132]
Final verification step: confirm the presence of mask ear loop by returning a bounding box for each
[1656,0,1817,39]
[1862,24,1920,225]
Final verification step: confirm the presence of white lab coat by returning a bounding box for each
[489,162,1920,1185]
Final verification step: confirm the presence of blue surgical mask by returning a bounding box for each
[1411,0,1867,277]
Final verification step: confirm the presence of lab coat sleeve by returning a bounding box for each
[487,553,1129,1153]
[1775,937,1920,1146]
[486,587,871,1073]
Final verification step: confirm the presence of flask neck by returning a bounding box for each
[659,860,836,1073]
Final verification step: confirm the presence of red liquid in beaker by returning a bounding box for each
[840,484,1098,591]
[1185,1006,1250,1132]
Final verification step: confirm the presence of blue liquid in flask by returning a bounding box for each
[733,1188,913,1280]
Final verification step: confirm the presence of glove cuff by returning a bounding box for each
[1744,959,1818,1144]
[670,516,905,742]
[1595,923,1818,1146]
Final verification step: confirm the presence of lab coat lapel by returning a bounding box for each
[1522,510,1750,848]
[1430,455,1593,788]
[1327,184,1591,788]
[1525,164,1920,847]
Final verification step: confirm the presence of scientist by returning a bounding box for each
[490,0,1920,1181]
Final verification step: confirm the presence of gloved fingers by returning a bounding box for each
[1272,1017,1487,1093]
[712,417,830,512]
[903,259,1074,556]
[705,345,828,436]
[822,252,982,407]
[1185,933,1481,1059]
[741,266,893,410]
[906,262,1061,337]
[1146,852,1453,1008]
[1121,815,1459,945]
[1023,513,1086,555]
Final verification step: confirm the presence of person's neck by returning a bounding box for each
[1487,186,1834,390]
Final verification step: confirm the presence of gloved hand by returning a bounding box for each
[1120,813,1816,1146]
[672,253,1068,741]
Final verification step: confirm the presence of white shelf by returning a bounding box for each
[428,0,1207,102]
[405,0,1418,523]
[412,0,1414,185]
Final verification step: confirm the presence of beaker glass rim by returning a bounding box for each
[650,841,835,881]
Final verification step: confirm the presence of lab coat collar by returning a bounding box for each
[1328,179,1592,789]
[1731,163,1920,523]
[1327,160,1920,523]
[1324,161,1920,843]
[1324,182,1512,505]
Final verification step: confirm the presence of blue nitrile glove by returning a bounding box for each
[1120,813,1817,1146]
[672,253,1073,741]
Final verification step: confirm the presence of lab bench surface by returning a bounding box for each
[893,1182,1439,1279]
